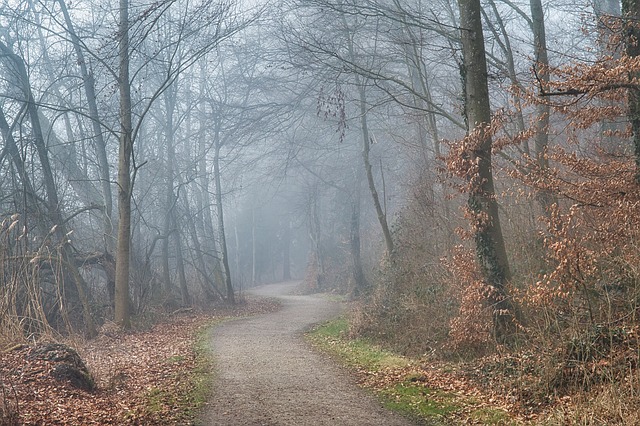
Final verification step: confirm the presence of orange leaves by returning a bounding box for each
[441,246,494,354]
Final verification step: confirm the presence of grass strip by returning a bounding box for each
[141,319,220,425]
[307,317,513,425]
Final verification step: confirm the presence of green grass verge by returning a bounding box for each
[142,320,219,424]
[307,317,513,425]
[307,318,406,370]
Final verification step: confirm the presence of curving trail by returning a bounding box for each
[200,281,416,426]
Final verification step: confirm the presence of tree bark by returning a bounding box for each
[213,137,235,304]
[622,1,640,182]
[115,0,133,329]
[529,0,556,213]
[458,0,515,341]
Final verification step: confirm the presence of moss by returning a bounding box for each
[308,318,457,423]
[308,318,407,371]
[141,319,219,423]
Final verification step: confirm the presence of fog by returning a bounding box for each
[0,0,612,335]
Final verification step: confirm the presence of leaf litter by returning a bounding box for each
[0,298,280,425]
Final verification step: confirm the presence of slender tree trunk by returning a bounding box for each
[115,0,133,329]
[252,207,257,285]
[282,216,291,281]
[309,186,325,290]
[339,11,394,256]
[162,90,178,296]
[174,224,191,306]
[458,0,516,341]
[349,193,368,297]
[58,0,116,301]
[0,107,39,211]
[357,85,394,256]
[197,91,226,293]
[179,180,220,300]
[529,0,556,213]
[213,140,235,304]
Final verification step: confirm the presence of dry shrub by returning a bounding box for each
[301,245,351,294]
[0,214,57,344]
[443,246,495,356]
[478,45,640,409]
[350,260,455,357]
[545,382,640,425]
[0,380,19,426]
[350,169,462,357]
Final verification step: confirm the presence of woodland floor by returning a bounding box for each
[0,298,280,425]
[3,282,609,425]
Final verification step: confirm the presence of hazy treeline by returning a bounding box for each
[2,0,639,391]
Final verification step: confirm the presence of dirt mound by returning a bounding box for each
[25,343,95,391]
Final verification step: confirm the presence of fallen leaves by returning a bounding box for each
[0,297,280,425]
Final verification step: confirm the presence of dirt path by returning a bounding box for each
[201,281,416,425]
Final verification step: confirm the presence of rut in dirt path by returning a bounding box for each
[200,281,417,426]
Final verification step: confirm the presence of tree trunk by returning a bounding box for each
[458,0,515,341]
[115,0,133,329]
[174,225,191,306]
[282,216,291,281]
[196,84,226,293]
[622,1,640,182]
[162,89,178,296]
[529,0,556,213]
[349,193,368,297]
[357,85,394,257]
[0,41,97,338]
[308,185,325,290]
[252,207,257,285]
[339,11,394,257]
[213,139,235,304]
[58,0,116,302]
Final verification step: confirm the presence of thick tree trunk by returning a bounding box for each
[622,1,640,182]
[115,0,133,329]
[458,0,515,341]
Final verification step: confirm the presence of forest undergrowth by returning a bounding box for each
[305,31,640,423]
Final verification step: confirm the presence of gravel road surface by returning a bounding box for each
[200,281,416,425]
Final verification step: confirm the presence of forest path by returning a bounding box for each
[200,281,416,425]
